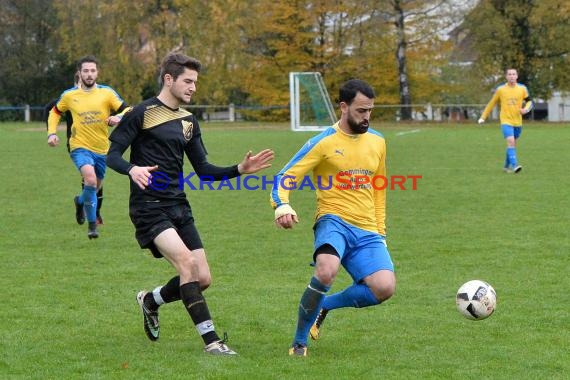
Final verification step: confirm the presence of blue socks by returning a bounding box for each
[294,277,330,346]
[322,283,380,310]
[506,147,517,168]
[80,185,97,223]
[293,281,381,345]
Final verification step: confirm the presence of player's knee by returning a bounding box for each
[314,251,340,286]
[375,282,396,302]
[199,273,212,289]
[83,175,97,187]
[176,253,200,280]
[314,267,337,287]
[368,273,396,302]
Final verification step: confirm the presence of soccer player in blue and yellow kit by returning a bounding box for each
[47,55,128,239]
[271,79,396,356]
[478,68,533,173]
[44,73,110,226]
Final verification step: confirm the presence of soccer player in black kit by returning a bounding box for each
[106,53,274,355]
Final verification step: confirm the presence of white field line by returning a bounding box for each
[395,129,421,136]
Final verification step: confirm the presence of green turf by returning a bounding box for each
[1,121,568,379]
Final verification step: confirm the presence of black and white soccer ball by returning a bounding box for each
[456,280,497,320]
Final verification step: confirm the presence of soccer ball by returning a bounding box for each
[456,280,497,320]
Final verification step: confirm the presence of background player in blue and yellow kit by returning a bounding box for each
[44,73,111,226]
[478,68,533,173]
[271,79,396,356]
[47,56,127,238]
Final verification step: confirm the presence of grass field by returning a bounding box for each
[1,121,569,379]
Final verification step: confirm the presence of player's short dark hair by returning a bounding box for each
[77,55,98,71]
[339,79,375,105]
[159,53,202,84]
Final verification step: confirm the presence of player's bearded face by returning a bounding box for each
[347,111,369,134]
[346,93,373,134]
[80,62,98,89]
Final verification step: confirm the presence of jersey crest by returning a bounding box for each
[182,120,194,141]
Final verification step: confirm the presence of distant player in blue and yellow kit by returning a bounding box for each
[271,79,396,357]
[478,68,533,173]
[47,55,127,239]
[44,73,110,226]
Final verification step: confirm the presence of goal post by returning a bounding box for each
[289,72,337,132]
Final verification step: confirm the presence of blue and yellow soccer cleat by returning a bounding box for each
[310,308,328,340]
[289,343,307,357]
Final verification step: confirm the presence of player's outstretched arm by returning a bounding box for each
[237,149,274,174]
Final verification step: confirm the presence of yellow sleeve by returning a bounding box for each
[374,139,387,235]
[270,140,322,209]
[481,89,500,120]
[522,87,533,113]
[109,93,126,114]
[47,101,64,135]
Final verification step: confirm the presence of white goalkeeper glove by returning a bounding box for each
[477,118,485,124]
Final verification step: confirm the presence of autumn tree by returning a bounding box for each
[51,0,170,103]
[0,0,71,108]
[236,1,399,120]
[464,0,570,100]
[374,0,473,120]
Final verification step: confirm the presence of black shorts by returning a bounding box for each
[129,202,203,258]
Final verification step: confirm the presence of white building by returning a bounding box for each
[547,92,570,122]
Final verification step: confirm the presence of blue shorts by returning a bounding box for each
[313,214,394,283]
[501,124,522,139]
[69,148,107,179]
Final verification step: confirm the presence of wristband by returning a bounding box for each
[275,204,297,220]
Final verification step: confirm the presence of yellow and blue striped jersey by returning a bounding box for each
[271,122,387,235]
[47,85,125,154]
[481,82,533,127]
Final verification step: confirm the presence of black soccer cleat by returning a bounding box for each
[74,196,85,225]
[87,222,99,239]
[136,291,160,341]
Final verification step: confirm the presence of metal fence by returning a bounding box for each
[0,102,558,123]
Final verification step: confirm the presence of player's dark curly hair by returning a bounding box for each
[339,79,375,105]
[76,55,98,71]
[159,53,202,84]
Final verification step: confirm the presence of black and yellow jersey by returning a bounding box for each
[108,97,239,206]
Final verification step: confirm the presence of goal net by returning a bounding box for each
[289,72,337,132]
